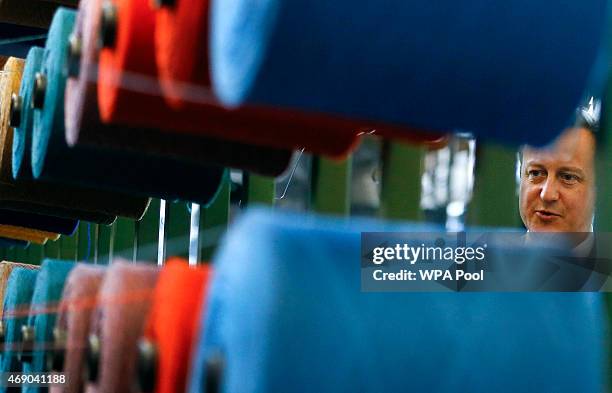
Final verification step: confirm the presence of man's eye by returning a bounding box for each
[560,173,579,184]
[528,169,544,178]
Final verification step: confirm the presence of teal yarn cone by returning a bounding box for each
[12,46,42,181]
[22,259,75,393]
[0,267,38,383]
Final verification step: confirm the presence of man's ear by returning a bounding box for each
[515,150,523,195]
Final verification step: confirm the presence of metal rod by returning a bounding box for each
[108,222,116,264]
[277,148,304,200]
[93,224,100,265]
[157,200,169,266]
[74,225,79,262]
[188,203,201,266]
[133,220,139,263]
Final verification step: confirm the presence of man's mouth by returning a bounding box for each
[535,210,561,220]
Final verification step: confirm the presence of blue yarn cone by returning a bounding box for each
[211,0,610,146]
[189,208,606,393]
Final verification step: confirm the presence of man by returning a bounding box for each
[519,99,598,236]
[519,127,595,234]
[518,99,609,289]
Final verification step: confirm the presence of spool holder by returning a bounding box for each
[136,337,158,393]
[47,327,67,372]
[66,33,82,78]
[18,325,35,363]
[84,333,100,383]
[31,72,47,110]
[99,2,118,49]
[9,93,22,128]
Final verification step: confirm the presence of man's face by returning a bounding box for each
[519,127,595,232]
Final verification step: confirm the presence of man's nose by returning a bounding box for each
[539,178,560,202]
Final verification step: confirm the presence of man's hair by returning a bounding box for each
[575,96,600,134]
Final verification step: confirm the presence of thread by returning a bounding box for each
[51,264,105,393]
[210,0,610,146]
[33,9,226,205]
[84,261,158,393]
[23,259,75,393]
[31,10,155,212]
[0,267,38,378]
[65,0,292,177]
[141,259,211,393]
[9,48,137,223]
[0,261,38,321]
[0,224,59,241]
[99,0,366,158]
[189,207,606,392]
[153,0,445,150]
[0,226,49,244]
